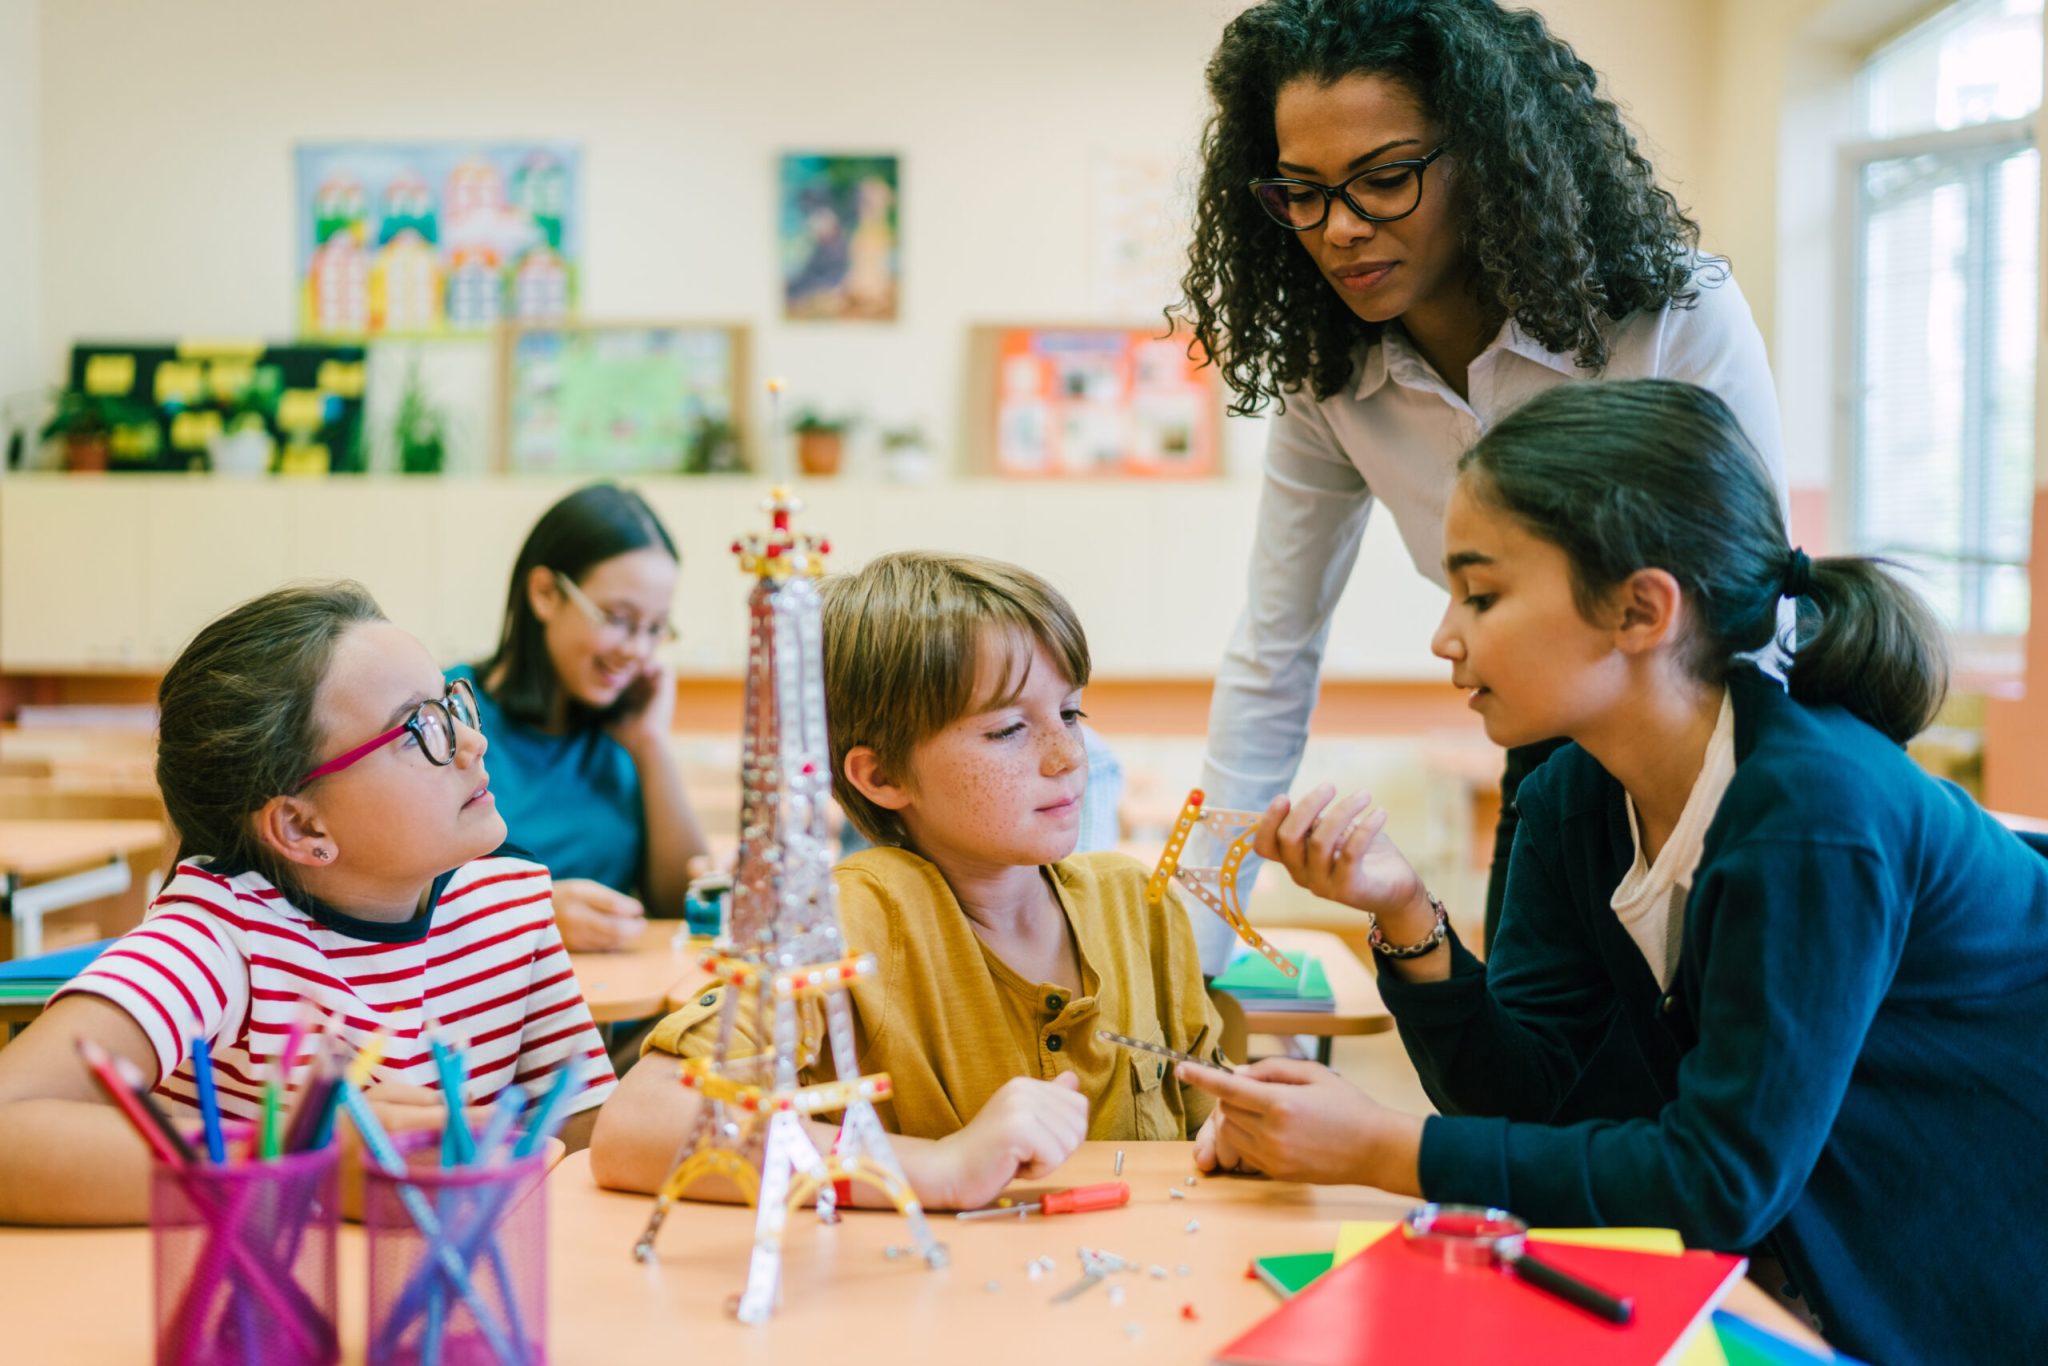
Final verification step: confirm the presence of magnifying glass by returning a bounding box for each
[1404,1204,1635,1324]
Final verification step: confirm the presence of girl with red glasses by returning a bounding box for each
[0,581,616,1223]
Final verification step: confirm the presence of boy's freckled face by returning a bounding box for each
[895,634,1088,871]
[310,622,506,877]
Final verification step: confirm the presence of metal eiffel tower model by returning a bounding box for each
[631,486,947,1323]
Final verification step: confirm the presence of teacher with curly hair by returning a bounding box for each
[1178,0,1788,987]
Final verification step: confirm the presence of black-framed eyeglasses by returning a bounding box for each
[1247,147,1445,231]
[295,678,482,789]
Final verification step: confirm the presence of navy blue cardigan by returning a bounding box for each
[1380,665,2048,1364]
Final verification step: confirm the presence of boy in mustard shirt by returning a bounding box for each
[591,552,1228,1210]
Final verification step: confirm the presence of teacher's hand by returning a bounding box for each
[553,878,647,953]
[605,656,676,758]
[1181,1057,1422,1193]
[1252,785,1425,923]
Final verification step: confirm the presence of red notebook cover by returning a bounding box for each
[1216,1232,1747,1366]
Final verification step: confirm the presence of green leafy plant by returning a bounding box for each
[394,361,446,475]
[38,388,152,442]
[793,407,852,435]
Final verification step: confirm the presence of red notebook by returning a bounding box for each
[1216,1232,1747,1366]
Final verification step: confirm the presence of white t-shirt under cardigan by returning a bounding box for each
[58,850,618,1122]
[1195,272,1787,971]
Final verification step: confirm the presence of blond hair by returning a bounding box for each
[821,552,1091,846]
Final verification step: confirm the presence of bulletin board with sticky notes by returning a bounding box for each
[65,340,370,473]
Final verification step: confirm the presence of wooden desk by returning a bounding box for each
[0,1141,1831,1362]
[0,818,166,959]
[1239,927,1391,1064]
[569,921,703,1025]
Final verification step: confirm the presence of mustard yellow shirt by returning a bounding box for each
[644,847,1227,1141]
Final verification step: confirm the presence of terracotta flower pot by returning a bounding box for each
[63,434,110,473]
[797,429,844,477]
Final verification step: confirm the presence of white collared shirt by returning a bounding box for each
[1192,272,1786,971]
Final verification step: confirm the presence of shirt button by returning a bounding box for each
[1046,1034,1063,1052]
[1046,994,1063,1012]
[1660,994,1677,1015]
[699,993,719,1008]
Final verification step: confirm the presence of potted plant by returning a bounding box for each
[39,389,152,473]
[394,361,446,475]
[878,421,935,482]
[793,409,851,477]
[684,415,741,474]
[208,367,282,477]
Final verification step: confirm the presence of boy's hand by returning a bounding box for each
[925,1072,1088,1210]
[1252,785,1427,926]
[553,878,647,952]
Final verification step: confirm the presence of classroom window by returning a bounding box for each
[1846,0,2041,636]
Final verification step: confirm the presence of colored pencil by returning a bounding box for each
[189,1037,227,1164]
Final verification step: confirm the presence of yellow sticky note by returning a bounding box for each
[84,353,136,395]
[316,360,365,398]
[278,442,330,475]
[154,361,202,405]
[170,410,224,450]
[276,389,328,432]
[208,360,255,401]
[1335,1221,1398,1263]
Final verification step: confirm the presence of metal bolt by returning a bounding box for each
[1185,1219,1200,1234]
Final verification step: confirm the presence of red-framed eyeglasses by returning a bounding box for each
[294,678,482,790]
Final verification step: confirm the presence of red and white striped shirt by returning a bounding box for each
[57,851,616,1123]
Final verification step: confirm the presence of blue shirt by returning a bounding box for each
[448,664,646,896]
[1380,665,2048,1365]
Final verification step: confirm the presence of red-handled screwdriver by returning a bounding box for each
[955,1181,1132,1220]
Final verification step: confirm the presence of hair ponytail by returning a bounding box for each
[1784,555,1948,744]
[1461,379,1950,744]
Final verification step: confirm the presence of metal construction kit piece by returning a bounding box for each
[1185,1219,1201,1234]
[1176,1264,1192,1277]
[1096,1029,1234,1075]
[1168,1187,1187,1200]
[1027,1262,1046,1282]
[1149,1265,1168,1279]
[1107,1285,1126,1307]
[1147,788,1300,977]
[1185,1175,1197,1187]
[633,474,945,1323]
[1114,1149,1124,1176]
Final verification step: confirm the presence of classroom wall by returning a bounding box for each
[0,0,42,441]
[31,0,1715,468]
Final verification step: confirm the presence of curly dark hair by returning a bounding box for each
[1175,0,1715,415]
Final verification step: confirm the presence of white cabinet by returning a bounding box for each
[0,475,1449,679]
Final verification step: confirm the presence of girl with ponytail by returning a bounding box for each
[1175,380,2048,1365]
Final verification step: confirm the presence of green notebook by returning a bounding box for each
[1213,950,1334,1005]
[1250,1251,1336,1298]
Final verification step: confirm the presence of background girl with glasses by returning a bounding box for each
[1175,0,1789,1023]
[455,483,712,952]
[0,582,617,1222]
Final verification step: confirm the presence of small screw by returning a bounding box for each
[1185,1219,1200,1234]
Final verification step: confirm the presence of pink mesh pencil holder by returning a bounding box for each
[365,1131,548,1366]
[149,1136,340,1366]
